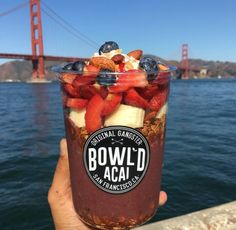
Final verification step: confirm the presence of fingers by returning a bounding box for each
[159,191,168,207]
[59,138,68,159]
[48,138,71,203]
[48,139,89,229]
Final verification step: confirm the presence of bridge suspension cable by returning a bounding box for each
[41,1,99,49]
[0,1,28,18]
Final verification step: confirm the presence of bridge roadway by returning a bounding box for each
[0,53,201,74]
[0,53,89,62]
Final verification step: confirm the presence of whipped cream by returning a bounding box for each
[93,49,122,59]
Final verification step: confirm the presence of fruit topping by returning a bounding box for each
[97,86,109,99]
[66,98,88,109]
[122,69,148,88]
[69,108,86,128]
[156,103,168,119]
[149,89,168,111]
[104,104,145,128]
[145,102,168,121]
[79,85,97,99]
[59,41,172,133]
[111,54,124,64]
[63,83,80,97]
[136,85,159,100]
[127,50,143,60]
[144,111,158,121]
[154,71,170,88]
[108,83,130,93]
[108,69,148,93]
[124,88,149,109]
[118,63,125,72]
[69,65,99,87]
[102,93,122,116]
[85,94,105,133]
[67,84,108,100]
[96,69,117,86]
[99,41,119,54]
[84,64,100,74]
[89,56,116,72]
[62,62,73,71]
[72,74,96,87]
[61,73,76,84]
[139,57,159,82]
[71,60,86,73]
[158,63,169,71]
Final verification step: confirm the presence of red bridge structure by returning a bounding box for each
[0,0,88,81]
[0,1,200,80]
[177,44,201,79]
[181,44,189,79]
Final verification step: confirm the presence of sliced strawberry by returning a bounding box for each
[149,89,168,111]
[136,85,159,100]
[124,88,149,109]
[72,75,95,88]
[66,98,88,109]
[119,70,148,88]
[108,69,148,93]
[63,83,80,98]
[108,84,130,93]
[153,71,170,88]
[79,85,97,99]
[98,86,109,99]
[102,93,122,116]
[72,66,99,88]
[85,94,105,133]
[61,73,76,84]
[118,63,125,72]
[84,64,100,73]
[144,111,157,121]
[79,84,108,100]
[84,65,100,79]
[83,65,100,85]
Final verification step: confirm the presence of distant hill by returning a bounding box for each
[0,57,236,82]
[0,60,63,82]
[188,59,236,77]
[144,55,236,78]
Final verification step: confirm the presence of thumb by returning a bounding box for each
[48,138,71,203]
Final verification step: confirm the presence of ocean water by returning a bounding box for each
[0,79,235,229]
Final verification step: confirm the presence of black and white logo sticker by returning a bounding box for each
[83,126,150,194]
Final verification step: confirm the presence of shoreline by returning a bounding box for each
[0,76,236,83]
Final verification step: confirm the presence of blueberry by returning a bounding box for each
[96,69,116,86]
[62,62,73,71]
[99,41,119,54]
[71,60,86,73]
[139,57,159,81]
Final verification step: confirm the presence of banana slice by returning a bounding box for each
[69,108,86,127]
[104,104,145,128]
[156,103,168,119]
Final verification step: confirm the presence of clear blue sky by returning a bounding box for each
[0,0,235,64]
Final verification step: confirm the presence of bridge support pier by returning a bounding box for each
[30,0,45,79]
[32,56,45,79]
[181,44,189,79]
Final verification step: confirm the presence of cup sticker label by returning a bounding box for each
[83,126,150,194]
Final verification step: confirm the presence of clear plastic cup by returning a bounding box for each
[54,67,171,229]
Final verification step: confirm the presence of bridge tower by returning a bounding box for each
[181,44,189,79]
[30,0,45,79]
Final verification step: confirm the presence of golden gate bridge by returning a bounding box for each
[0,0,194,80]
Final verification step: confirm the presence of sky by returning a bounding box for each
[0,0,236,65]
